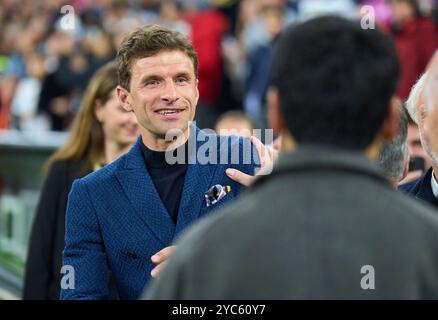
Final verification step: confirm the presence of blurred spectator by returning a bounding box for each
[407,120,431,168]
[183,1,229,129]
[10,54,46,130]
[215,110,255,137]
[404,70,433,170]
[37,26,116,131]
[1,0,434,136]
[297,0,358,20]
[159,0,190,35]
[422,50,438,155]
[360,0,393,25]
[103,0,145,48]
[215,0,240,35]
[399,69,438,207]
[239,0,295,57]
[386,0,438,100]
[23,62,138,300]
[399,119,432,183]
[0,0,128,131]
[244,4,283,128]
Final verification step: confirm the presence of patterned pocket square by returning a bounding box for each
[204,184,231,207]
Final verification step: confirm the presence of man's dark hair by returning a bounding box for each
[271,16,400,149]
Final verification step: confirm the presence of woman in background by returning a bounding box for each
[23,62,138,299]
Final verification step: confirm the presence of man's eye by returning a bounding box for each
[146,79,159,86]
[176,77,188,84]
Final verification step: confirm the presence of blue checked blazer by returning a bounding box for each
[60,127,259,300]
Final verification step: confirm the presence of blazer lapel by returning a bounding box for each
[116,138,175,246]
[175,128,217,235]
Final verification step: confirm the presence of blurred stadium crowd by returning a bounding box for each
[0,0,438,132]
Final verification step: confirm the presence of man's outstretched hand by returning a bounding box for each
[226,135,281,187]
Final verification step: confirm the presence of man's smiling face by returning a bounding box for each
[118,50,199,144]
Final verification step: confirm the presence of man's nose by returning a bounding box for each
[161,80,179,104]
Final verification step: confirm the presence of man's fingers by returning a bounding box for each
[272,135,282,151]
[226,135,280,187]
[150,261,167,278]
[150,246,176,278]
[151,245,176,264]
[250,136,268,168]
[269,136,281,166]
[398,170,423,186]
[226,168,254,187]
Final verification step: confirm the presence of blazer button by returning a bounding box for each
[127,251,138,259]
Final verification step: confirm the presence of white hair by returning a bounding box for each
[407,70,438,166]
[405,72,428,125]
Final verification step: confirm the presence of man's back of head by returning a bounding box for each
[271,16,400,150]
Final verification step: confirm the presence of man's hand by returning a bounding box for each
[398,170,423,186]
[150,245,176,278]
[226,135,281,187]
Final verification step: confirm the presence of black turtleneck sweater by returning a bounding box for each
[140,142,188,224]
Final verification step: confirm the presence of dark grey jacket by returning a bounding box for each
[144,147,438,299]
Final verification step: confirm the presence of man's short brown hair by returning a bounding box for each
[117,24,198,91]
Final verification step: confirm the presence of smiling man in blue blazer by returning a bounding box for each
[60,25,261,300]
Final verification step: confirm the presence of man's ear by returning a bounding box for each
[117,85,133,112]
[267,87,285,134]
[381,95,400,142]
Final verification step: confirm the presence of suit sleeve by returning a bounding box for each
[60,178,109,300]
[23,162,65,299]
